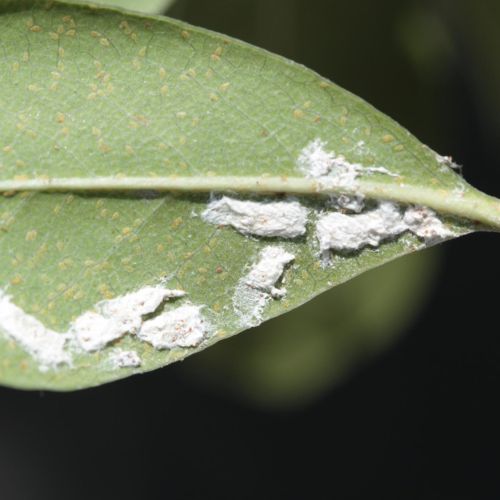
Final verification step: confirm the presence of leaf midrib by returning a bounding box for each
[1,175,499,230]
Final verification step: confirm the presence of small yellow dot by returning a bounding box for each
[25,230,37,241]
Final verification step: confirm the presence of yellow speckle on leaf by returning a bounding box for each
[64,286,77,300]
[58,47,65,59]
[98,283,114,300]
[293,109,305,119]
[160,85,169,97]
[211,46,223,61]
[11,276,23,286]
[159,67,167,79]
[58,258,74,271]
[55,112,65,124]
[119,20,130,31]
[125,145,135,156]
[30,25,42,33]
[98,140,111,154]
[49,32,59,41]
[28,84,40,92]
[2,145,13,154]
[66,29,76,37]
[99,38,110,47]
[25,230,37,241]
[22,51,30,62]
[171,217,183,229]
[181,30,190,39]
[382,134,395,143]
[138,46,147,57]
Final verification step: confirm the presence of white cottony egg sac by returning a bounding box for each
[202,196,309,238]
[0,291,71,370]
[109,349,142,369]
[72,286,186,352]
[297,138,398,189]
[0,285,209,372]
[137,304,207,350]
[316,202,455,254]
[243,246,295,297]
[403,206,455,243]
[316,201,408,253]
[233,246,295,327]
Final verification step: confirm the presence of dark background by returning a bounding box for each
[1,0,500,498]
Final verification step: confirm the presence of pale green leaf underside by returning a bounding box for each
[0,1,496,390]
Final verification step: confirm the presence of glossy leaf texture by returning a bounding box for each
[0,0,493,390]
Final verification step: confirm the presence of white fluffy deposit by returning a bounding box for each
[0,285,209,372]
[298,138,398,188]
[316,201,453,254]
[137,304,207,349]
[72,286,186,352]
[0,291,71,371]
[233,246,295,327]
[202,196,309,238]
[109,349,142,369]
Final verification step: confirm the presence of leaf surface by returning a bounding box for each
[0,0,497,390]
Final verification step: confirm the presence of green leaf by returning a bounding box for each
[0,0,498,391]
